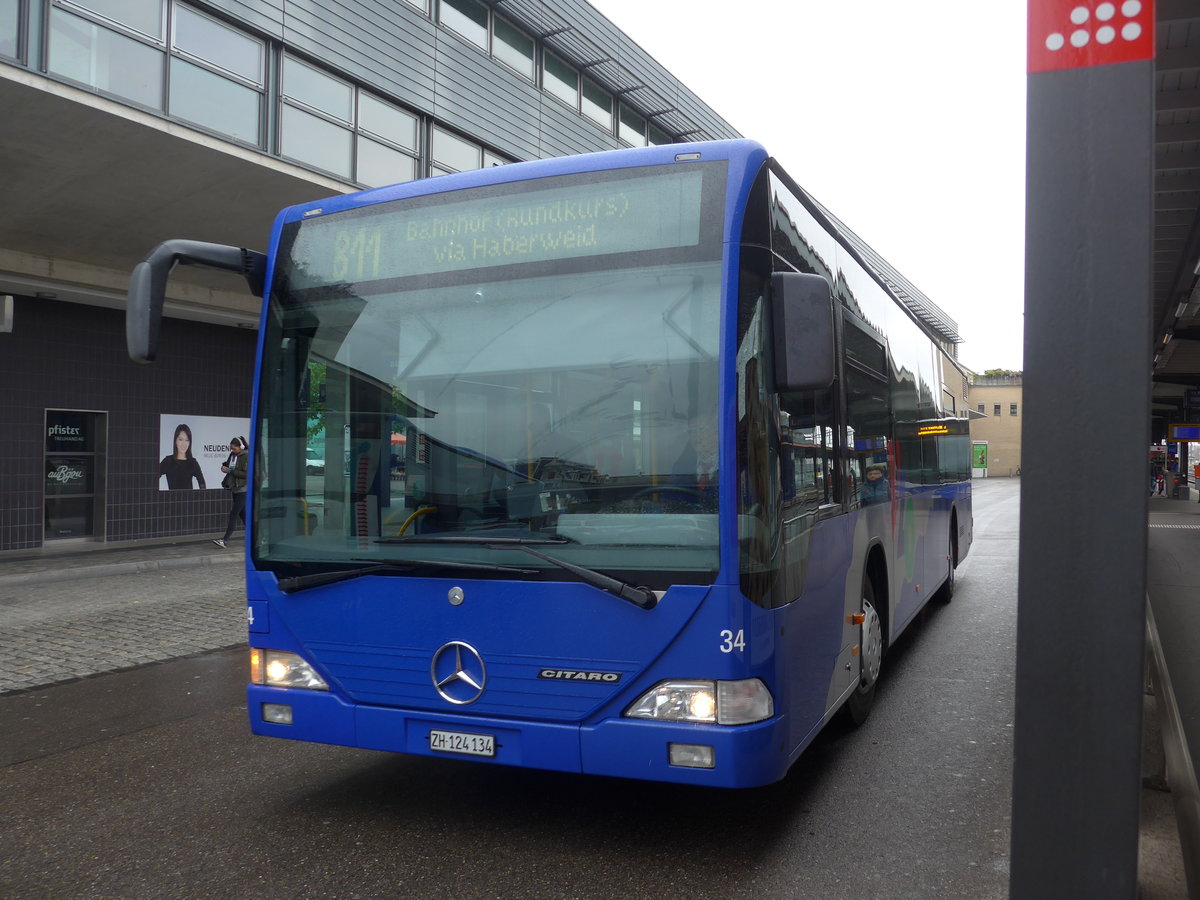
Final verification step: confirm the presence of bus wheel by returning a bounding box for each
[845,577,883,725]
[936,529,957,604]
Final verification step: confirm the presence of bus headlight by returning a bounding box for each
[624,679,773,725]
[250,649,329,691]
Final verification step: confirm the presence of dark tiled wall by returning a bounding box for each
[0,296,256,551]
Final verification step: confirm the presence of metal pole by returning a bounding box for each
[1012,2,1155,895]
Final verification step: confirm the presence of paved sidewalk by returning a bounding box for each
[0,535,248,694]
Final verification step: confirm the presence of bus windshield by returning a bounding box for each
[254,163,724,587]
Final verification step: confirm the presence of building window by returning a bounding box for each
[40,0,680,184]
[581,78,612,130]
[438,0,487,50]
[431,124,482,175]
[283,55,352,122]
[281,56,353,177]
[48,0,268,146]
[492,15,533,80]
[169,57,260,143]
[977,403,984,414]
[1010,402,1018,416]
[173,5,261,83]
[993,403,1001,417]
[356,94,420,187]
[543,50,579,109]
[169,5,264,144]
[281,54,422,186]
[280,103,352,177]
[48,2,164,109]
[1,0,21,59]
[618,103,646,146]
[65,0,162,41]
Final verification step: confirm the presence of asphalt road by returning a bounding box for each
[0,480,1020,899]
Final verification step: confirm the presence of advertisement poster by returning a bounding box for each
[158,415,250,490]
[972,442,988,470]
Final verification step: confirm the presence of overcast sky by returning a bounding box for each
[587,0,1027,373]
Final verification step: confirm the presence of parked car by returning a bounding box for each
[305,449,325,475]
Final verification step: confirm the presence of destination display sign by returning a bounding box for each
[286,167,707,287]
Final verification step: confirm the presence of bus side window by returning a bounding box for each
[845,366,892,506]
[779,387,835,511]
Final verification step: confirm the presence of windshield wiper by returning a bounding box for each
[494,544,658,610]
[356,536,657,609]
[275,558,538,592]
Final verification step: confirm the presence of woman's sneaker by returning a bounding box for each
[212,538,226,548]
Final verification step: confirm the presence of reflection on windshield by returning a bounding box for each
[256,262,721,583]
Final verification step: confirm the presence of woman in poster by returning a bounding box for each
[159,423,206,489]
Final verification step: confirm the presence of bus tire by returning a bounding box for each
[845,576,883,726]
[935,526,957,605]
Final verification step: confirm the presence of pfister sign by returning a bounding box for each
[45,411,95,452]
[158,414,249,491]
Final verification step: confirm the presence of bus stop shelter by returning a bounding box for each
[1015,0,1200,895]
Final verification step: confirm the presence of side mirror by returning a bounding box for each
[127,240,266,364]
[770,272,836,392]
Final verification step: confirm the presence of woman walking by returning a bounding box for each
[213,436,248,548]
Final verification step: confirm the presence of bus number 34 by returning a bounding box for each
[719,629,745,653]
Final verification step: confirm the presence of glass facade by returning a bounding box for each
[1,0,21,59]
[28,0,689,186]
[280,54,426,186]
[49,8,163,108]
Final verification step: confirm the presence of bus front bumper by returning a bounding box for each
[247,685,790,788]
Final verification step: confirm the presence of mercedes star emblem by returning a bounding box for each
[430,641,486,705]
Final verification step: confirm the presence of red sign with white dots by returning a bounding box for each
[1028,0,1155,73]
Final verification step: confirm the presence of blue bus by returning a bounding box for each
[127,140,971,787]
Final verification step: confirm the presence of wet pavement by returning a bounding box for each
[0,535,245,694]
[0,486,1193,896]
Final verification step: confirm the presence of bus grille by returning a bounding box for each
[306,642,639,721]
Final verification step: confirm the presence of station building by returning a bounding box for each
[969,373,1023,477]
[0,0,962,551]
